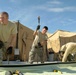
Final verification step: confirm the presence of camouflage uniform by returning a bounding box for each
[0,42,10,64]
[29,45,44,64]
[29,31,47,64]
[60,42,76,62]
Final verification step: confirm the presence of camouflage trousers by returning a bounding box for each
[28,46,44,64]
[0,42,9,63]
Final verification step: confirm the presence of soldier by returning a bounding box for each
[60,42,76,62]
[0,11,17,63]
[28,26,48,64]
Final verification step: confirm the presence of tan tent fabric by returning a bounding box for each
[47,30,76,53]
[14,22,34,61]
[46,33,53,54]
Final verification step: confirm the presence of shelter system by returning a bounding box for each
[5,21,76,62]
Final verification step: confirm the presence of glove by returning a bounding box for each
[38,42,42,47]
[7,47,13,54]
[0,40,4,49]
[36,25,40,30]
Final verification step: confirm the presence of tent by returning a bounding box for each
[47,30,76,53]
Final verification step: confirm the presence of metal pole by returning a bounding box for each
[37,16,40,64]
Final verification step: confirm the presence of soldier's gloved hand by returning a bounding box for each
[38,42,42,47]
[7,47,13,54]
[0,40,4,49]
[36,25,40,30]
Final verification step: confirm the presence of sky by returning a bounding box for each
[0,0,76,33]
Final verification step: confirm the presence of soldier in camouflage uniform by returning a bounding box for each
[0,12,17,64]
[60,42,76,62]
[28,26,48,64]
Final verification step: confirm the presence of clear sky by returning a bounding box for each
[0,0,76,33]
